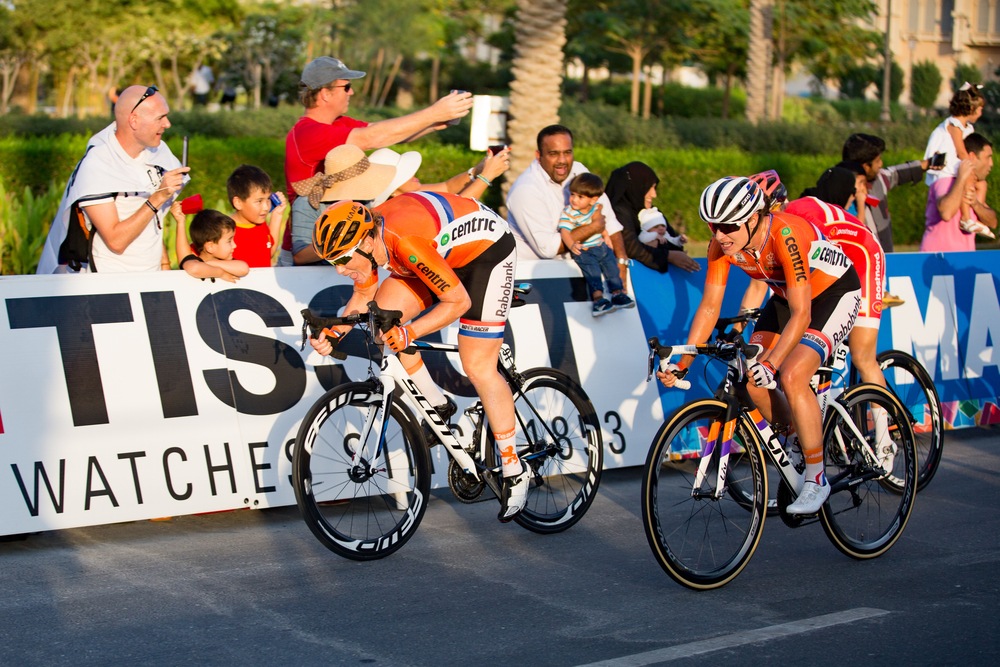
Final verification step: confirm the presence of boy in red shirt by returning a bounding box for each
[228,165,286,267]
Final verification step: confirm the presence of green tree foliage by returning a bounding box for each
[910,60,942,111]
[875,60,905,103]
[842,60,903,102]
[951,61,982,93]
[779,0,880,83]
[689,0,748,119]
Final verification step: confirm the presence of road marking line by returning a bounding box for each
[576,607,890,666]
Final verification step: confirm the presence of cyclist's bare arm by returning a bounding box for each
[740,279,769,312]
[393,280,471,343]
[657,282,725,387]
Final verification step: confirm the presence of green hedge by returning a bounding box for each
[3,133,983,250]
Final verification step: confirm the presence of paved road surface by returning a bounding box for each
[3,427,999,665]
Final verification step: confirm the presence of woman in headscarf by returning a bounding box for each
[605,162,699,273]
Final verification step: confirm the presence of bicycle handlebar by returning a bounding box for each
[300,301,405,358]
[647,328,764,392]
[713,307,761,335]
[300,283,535,358]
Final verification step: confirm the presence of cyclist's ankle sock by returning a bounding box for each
[407,360,447,407]
[805,464,826,486]
[872,405,890,445]
[804,447,825,485]
[495,427,521,477]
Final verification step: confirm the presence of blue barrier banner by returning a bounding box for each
[631,250,1000,430]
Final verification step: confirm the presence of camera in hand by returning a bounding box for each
[930,152,946,168]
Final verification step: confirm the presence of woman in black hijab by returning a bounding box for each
[605,162,699,273]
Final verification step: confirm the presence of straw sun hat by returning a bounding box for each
[291,144,398,208]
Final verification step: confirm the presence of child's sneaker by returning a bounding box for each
[592,298,614,317]
[882,293,905,308]
[960,218,996,239]
[610,293,635,311]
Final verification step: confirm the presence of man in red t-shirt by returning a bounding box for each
[280,56,474,266]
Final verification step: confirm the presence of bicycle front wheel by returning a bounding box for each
[492,368,603,534]
[878,350,943,491]
[641,399,767,590]
[820,384,917,559]
[292,381,431,561]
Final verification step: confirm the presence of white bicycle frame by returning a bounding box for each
[659,340,882,502]
[350,341,503,482]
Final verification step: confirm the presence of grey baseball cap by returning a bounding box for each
[300,57,366,89]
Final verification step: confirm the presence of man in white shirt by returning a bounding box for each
[37,85,189,273]
[506,125,627,268]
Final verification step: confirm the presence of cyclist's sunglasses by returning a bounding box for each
[709,222,744,236]
[328,236,365,266]
[328,82,352,93]
[130,85,158,113]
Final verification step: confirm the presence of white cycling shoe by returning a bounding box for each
[787,479,830,515]
[878,440,897,474]
[498,461,530,523]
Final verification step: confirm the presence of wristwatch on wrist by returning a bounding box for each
[618,257,630,266]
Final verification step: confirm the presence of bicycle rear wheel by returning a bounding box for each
[292,381,431,561]
[878,350,943,491]
[820,384,917,559]
[489,368,603,534]
[641,399,767,590]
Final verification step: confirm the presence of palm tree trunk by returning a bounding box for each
[746,0,774,123]
[506,0,567,189]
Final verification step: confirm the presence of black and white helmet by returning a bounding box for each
[699,176,765,226]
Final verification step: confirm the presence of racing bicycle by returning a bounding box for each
[851,349,943,491]
[292,289,603,560]
[640,312,917,589]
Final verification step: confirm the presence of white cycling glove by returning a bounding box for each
[749,360,777,389]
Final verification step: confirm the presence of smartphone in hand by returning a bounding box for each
[930,152,946,168]
[182,136,189,167]
[488,144,507,156]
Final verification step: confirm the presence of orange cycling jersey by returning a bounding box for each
[705,211,854,299]
[375,191,510,298]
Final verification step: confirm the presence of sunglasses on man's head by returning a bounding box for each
[131,85,158,113]
[328,82,352,93]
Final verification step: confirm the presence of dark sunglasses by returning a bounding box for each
[709,222,744,235]
[327,237,365,266]
[328,82,352,93]
[130,85,158,113]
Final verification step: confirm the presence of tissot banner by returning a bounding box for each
[2,251,997,535]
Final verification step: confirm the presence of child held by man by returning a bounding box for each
[558,173,635,316]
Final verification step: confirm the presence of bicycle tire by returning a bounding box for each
[487,367,603,534]
[877,349,944,491]
[641,399,767,590]
[819,383,917,559]
[292,381,431,561]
